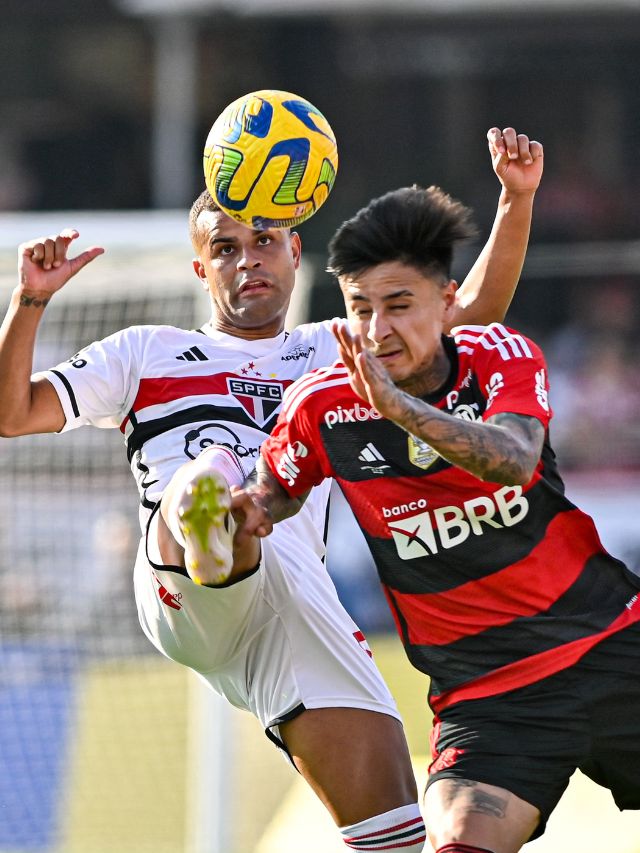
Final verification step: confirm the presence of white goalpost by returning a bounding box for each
[0,211,315,853]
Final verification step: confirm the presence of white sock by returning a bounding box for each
[340,803,426,851]
[196,445,245,488]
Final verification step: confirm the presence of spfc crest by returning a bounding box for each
[227,377,285,427]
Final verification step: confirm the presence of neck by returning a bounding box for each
[396,342,451,398]
[207,317,286,341]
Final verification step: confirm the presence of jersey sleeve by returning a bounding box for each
[471,324,552,426]
[260,384,330,499]
[34,327,144,431]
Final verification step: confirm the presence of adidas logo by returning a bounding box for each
[176,346,208,362]
[358,442,386,463]
[358,443,390,474]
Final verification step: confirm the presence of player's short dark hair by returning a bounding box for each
[188,188,221,251]
[327,185,478,281]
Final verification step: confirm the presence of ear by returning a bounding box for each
[441,279,458,322]
[192,258,209,290]
[290,231,302,270]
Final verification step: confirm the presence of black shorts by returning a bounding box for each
[427,622,640,841]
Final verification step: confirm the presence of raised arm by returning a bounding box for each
[0,229,104,437]
[333,321,545,486]
[448,127,544,329]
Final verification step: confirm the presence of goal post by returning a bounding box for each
[0,211,311,853]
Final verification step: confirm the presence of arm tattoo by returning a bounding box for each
[392,394,545,484]
[19,294,50,308]
[250,457,309,522]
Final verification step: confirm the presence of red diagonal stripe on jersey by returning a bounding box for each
[132,373,235,411]
[392,510,596,646]
[430,596,640,714]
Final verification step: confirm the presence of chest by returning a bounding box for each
[317,368,487,482]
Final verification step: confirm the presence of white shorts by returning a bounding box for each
[134,507,400,747]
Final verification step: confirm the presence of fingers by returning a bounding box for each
[20,229,105,283]
[22,229,80,270]
[331,318,363,370]
[487,127,543,166]
[529,139,544,162]
[68,246,105,277]
[230,488,273,540]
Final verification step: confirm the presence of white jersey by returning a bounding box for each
[40,319,340,551]
[38,319,401,732]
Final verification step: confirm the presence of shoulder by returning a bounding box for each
[281,360,351,422]
[98,323,192,347]
[450,322,542,362]
[285,318,339,362]
[288,318,337,342]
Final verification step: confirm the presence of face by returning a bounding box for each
[193,209,302,339]
[340,260,457,391]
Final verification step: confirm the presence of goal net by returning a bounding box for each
[0,211,326,853]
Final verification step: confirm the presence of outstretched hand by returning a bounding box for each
[487,127,544,194]
[230,485,274,545]
[18,229,104,298]
[331,319,401,420]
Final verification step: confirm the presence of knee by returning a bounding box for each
[434,846,496,853]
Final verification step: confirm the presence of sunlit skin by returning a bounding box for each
[339,260,458,399]
[192,210,301,340]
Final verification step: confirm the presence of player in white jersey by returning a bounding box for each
[0,127,542,850]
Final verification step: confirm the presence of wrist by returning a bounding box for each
[499,186,537,205]
[13,287,53,309]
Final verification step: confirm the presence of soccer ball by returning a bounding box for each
[203,89,338,229]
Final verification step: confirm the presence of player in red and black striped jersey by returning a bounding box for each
[236,185,640,853]
[0,128,547,852]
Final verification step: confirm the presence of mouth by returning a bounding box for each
[373,348,403,364]
[238,278,272,297]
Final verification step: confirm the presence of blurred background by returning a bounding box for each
[0,1,639,851]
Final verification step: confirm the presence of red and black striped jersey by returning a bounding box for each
[261,323,640,712]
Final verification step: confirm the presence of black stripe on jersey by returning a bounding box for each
[51,369,80,417]
[365,479,565,595]
[400,551,640,694]
[321,418,452,480]
[125,403,272,461]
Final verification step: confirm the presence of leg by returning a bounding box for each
[138,509,425,850]
[280,707,418,825]
[425,778,539,853]
[281,707,426,851]
[158,446,259,585]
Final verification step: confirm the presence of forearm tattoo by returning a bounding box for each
[19,294,50,308]
[252,459,307,522]
[393,395,544,484]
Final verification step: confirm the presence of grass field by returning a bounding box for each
[257,634,640,853]
[50,636,640,853]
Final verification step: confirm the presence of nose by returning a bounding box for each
[237,246,261,270]
[366,311,391,344]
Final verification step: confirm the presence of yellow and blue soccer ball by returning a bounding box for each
[203,89,338,229]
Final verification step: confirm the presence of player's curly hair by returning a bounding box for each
[188,188,221,251]
[327,185,478,281]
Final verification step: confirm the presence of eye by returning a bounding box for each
[389,303,409,311]
[217,244,234,256]
[352,307,372,318]
[257,234,272,246]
